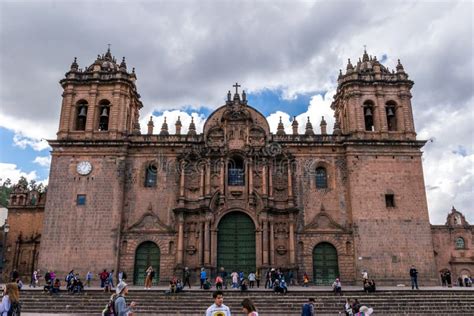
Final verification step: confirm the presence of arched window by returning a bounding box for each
[75,100,88,131]
[228,156,245,186]
[144,163,158,187]
[315,167,327,189]
[98,100,110,131]
[363,101,374,131]
[386,101,397,131]
[455,237,465,249]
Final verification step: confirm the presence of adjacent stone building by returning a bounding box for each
[432,207,473,284]
[6,48,465,286]
[2,183,45,280]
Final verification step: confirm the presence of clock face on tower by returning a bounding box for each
[76,161,92,175]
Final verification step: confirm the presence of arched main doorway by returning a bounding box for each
[217,212,256,275]
[134,241,160,285]
[313,242,339,285]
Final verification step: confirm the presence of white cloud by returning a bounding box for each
[266,91,335,135]
[33,155,51,167]
[13,134,51,151]
[0,163,38,184]
[418,101,474,224]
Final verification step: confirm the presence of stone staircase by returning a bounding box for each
[18,289,474,315]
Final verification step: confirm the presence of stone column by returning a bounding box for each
[199,164,205,198]
[376,93,387,132]
[248,158,253,194]
[179,162,185,199]
[205,159,211,196]
[268,162,273,198]
[269,221,275,265]
[262,163,267,196]
[204,220,210,265]
[211,227,218,267]
[85,87,98,133]
[287,159,293,199]
[198,221,204,266]
[289,218,296,265]
[177,213,184,265]
[262,220,268,265]
[256,224,262,268]
[59,88,74,134]
[220,158,225,193]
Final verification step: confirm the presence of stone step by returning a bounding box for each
[16,289,474,314]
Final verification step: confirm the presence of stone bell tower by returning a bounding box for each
[56,46,142,140]
[331,49,416,140]
[330,50,438,284]
[39,47,143,277]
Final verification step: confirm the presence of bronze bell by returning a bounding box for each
[387,107,395,117]
[365,107,372,117]
[100,107,109,117]
[78,106,87,117]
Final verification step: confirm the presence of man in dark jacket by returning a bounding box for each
[409,265,419,290]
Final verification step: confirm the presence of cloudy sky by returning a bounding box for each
[0,0,472,224]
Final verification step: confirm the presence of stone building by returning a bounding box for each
[2,183,45,281]
[432,207,473,284]
[28,48,469,286]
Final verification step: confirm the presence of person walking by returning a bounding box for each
[183,267,191,288]
[86,271,93,287]
[114,282,136,316]
[301,298,315,316]
[30,270,38,288]
[241,298,258,316]
[248,272,256,288]
[231,271,239,289]
[219,267,228,289]
[109,270,115,289]
[144,266,154,289]
[99,269,109,289]
[0,283,21,316]
[332,278,342,295]
[200,268,207,289]
[409,265,419,290]
[205,290,231,316]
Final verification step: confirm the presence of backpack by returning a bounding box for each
[7,301,21,316]
[150,270,155,278]
[102,295,119,316]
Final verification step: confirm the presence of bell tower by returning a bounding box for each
[57,47,143,140]
[331,50,416,140]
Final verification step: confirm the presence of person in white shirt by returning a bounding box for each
[205,290,231,316]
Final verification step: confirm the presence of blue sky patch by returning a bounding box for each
[0,127,50,181]
[246,89,324,117]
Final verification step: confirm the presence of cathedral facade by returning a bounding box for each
[36,48,445,285]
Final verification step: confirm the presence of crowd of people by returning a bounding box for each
[8,264,474,315]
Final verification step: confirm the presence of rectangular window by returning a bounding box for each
[385,194,395,207]
[77,194,86,206]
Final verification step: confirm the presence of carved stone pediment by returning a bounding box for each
[127,211,173,232]
[222,106,252,122]
[304,208,346,232]
[206,127,224,147]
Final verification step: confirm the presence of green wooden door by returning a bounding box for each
[217,212,256,275]
[313,242,339,285]
[134,241,160,285]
